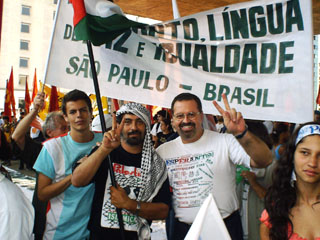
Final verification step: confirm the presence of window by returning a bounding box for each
[19,58,29,68]
[19,75,28,85]
[18,99,25,109]
[21,23,30,33]
[20,40,29,50]
[22,5,31,16]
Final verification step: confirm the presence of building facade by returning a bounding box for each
[0,0,57,114]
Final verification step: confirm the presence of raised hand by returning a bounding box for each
[101,113,124,152]
[213,93,246,136]
[33,92,45,112]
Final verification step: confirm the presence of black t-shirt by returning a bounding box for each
[12,134,43,168]
[156,131,176,146]
[88,146,171,240]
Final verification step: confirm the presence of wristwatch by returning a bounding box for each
[136,201,141,215]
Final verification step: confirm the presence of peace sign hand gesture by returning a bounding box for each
[213,94,247,136]
[101,113,125,152]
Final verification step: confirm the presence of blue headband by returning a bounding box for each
[295,124,320,145]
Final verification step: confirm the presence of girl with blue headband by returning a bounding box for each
[260,122,320,240]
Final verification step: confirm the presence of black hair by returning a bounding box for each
[271,122,289,145]
[157,110,168,119]
[3,116,9,121]
[61,89,92,115]
[171,93,202,114]
[265,121,318,240]
[160,118,173,132]
[246,120,273,149]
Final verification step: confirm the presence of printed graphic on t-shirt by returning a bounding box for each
[165,151,214,209]
[101,163,141,231]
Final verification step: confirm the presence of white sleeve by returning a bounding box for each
[226,134,251,168]
[150,123,158,136]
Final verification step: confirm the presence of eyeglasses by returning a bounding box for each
[173,112,201,120]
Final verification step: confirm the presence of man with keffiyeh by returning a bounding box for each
[72,102,171,240]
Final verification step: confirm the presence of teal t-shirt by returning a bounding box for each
[34,132,102,240]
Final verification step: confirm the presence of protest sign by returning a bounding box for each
[45,0,313,123]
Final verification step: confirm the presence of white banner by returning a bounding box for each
[45,0,313,123]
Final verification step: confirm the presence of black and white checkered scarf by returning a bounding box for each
[116,103,167,240]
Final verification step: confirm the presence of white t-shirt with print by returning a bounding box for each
[157,129,250,224]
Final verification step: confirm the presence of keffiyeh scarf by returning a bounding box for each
[116,103,167,240]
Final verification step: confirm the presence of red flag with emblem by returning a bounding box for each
[31,69,38,102]
[4,80,12,120]
[24,77,31,113]
[5,68,16,118]
[49,86,59,112]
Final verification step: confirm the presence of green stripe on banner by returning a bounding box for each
[179,84,193,90]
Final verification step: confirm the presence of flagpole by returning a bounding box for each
[86,40,126,240]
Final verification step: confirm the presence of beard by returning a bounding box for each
[121,130,144,146]
[177,122,196,139]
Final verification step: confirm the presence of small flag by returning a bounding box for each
[71,0,146,46]
[8,67,16,117]
[49,86,59,112]
[30,116,43,131]
[4,80,12,120]
[31,69,38,102]
[4,67,16,119]
[25,77,31,113]
[112,99,119,111]
[185,194,231,240]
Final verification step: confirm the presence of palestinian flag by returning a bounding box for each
[71,0,146,46]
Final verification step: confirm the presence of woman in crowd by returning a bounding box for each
[260,122,320,240]
[154,118,175,148]
[271,122,290,160]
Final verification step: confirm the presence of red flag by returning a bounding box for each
[31,68,38,102]
[4,80,12,121]
[6,67,16,118]
[112,99,119,111]
[317,84,320,105]
[49,86,59,112]
[24,77,31,113]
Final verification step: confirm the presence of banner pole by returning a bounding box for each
[86,40,126,240]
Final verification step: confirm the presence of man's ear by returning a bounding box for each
[46,129,53,138]
[63,114,68,123]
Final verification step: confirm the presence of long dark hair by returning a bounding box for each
[265,121,318,239]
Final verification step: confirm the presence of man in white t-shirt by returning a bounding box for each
[156,93,272,240]
[0,169,34,240]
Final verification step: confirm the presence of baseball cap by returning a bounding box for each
[92,114,112,132]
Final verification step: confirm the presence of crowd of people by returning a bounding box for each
[0,89,319,240]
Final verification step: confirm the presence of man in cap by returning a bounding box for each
[72,102,171,240]
[91,114,113,132]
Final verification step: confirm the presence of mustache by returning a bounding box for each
[179,122,195,128]
[128,130,141,136]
